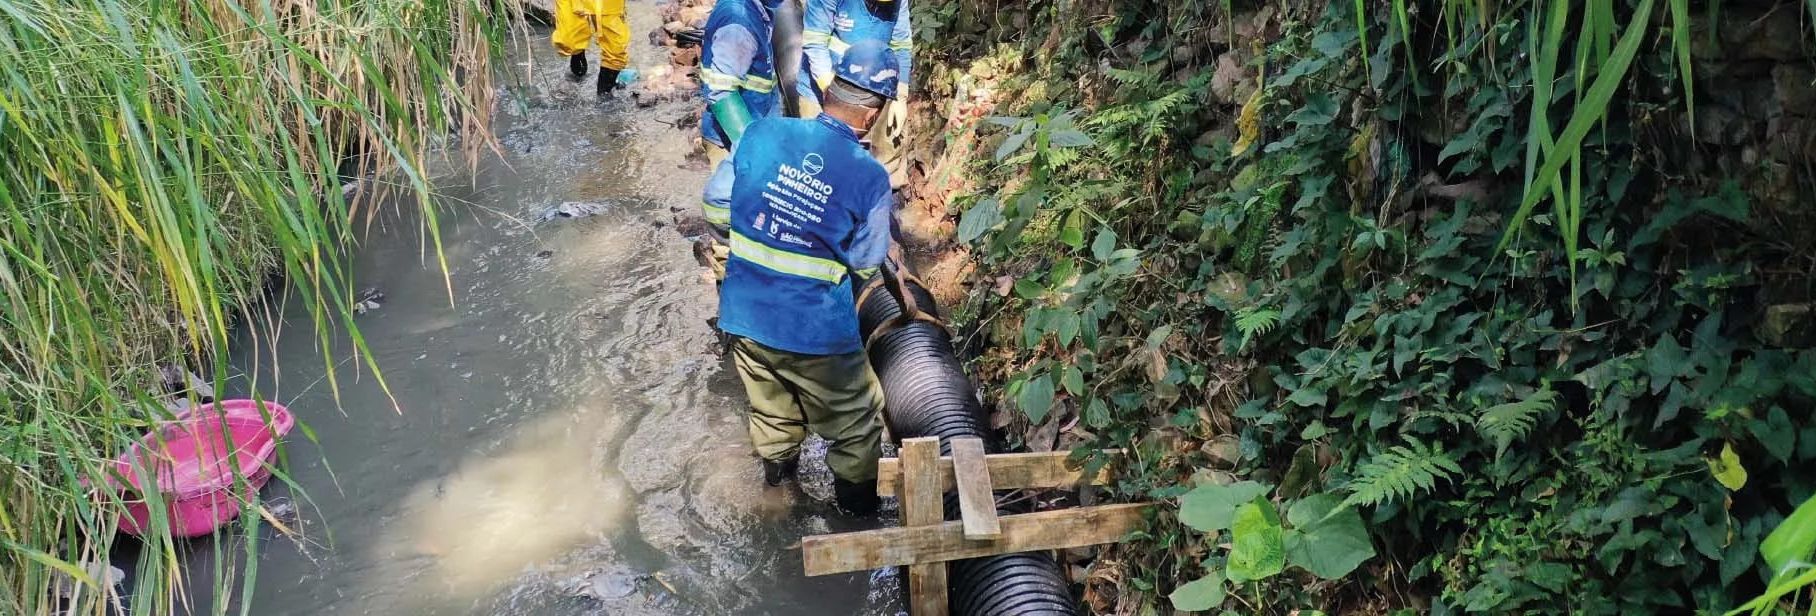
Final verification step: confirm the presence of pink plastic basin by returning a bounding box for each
[108,400,295,538]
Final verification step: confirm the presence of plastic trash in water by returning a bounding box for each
[616,68,638,86]
[104,399,295,537]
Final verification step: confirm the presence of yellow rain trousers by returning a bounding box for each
[552,0,630,70]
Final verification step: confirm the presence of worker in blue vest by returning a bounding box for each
[703,41,899,516]
[798,0,911,187]
[695,0,785,279]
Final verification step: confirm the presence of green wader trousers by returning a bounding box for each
[729,336,884,483]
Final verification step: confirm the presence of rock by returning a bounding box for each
[1760,304,1814,347]
[678,5,710,26]
[670,45,702,69]
[571,567,644,600]
[1201,434,1243,468]
[355,288,384,316]
[1209,53,1244,104]
[1711,7,1809,61]
[1693,103,1750,145]
[1767,114,1816,161]
[1775,64,1816,117]
[520,0,554,24]
[265,497,299,523]
[1171,43,1199,65]
[158,364,215,402]
[1234,5,1278,42]
[53,562,125,599]
[1207,271,1249,305]
[542,200,611,221]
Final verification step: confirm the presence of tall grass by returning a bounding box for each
[0,0,512,613]
[1383,0,1698,309]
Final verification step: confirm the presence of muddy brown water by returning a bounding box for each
[175,7,902,615]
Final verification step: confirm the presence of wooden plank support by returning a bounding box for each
[899,437,949,616]
[876,449,1124,495]
[802,503,1153,576]
[948,437,1000,539]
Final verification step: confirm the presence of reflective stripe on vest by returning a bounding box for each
[703,200,730,225]
[701,68,776,93]
[699,68,742,91]
[827,36,852,54]
[742,74,776,92]
[730,231,846,283]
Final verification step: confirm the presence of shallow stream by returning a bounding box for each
[187,6,901,614]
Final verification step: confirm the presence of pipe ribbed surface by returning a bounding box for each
[857,277,1078,616]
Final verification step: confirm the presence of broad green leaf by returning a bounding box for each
[1299,420,1329,440]
[1645,335,1686,394]
[1748,406,1796,463]
[1226,496,1285,583]
[1168,569,1226,611]
[1283,493,1376,579]
[1053,311,1081,347]
[1059,210,1086,249]
[1061,365,1085,396]
[1049,128,1094,148]
[995,125,1033,161]
[1286,387,1326,407]
[1106,248,1143,276]
[1707,441,1747,491]
[1084,397,1111,428]
[1018,373,1055,423]
[1287,92,1338,126]
[956,197,1002,243]
[1762,493,1816,578]
[1145,325,1173,349]
[1013,278,1043,300]
[1178,481,1270,532]
[1091,227,1117,261]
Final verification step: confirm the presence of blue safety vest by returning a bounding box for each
[718,115,892,356]
[801,0,912,97]
[699,0,779,147]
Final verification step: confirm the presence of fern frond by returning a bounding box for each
[1104,67,1156,87]
[1149,88,1192,114]
[1232,307,1281,351]
[1046,146,1083,169]
[1343,440,1462,508]
[1234,307,1281,337]
[1405,407,1473,429]
[1475,384,1556,459]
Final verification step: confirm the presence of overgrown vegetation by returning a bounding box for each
[914,0,1816,612]
[0,0,510,613]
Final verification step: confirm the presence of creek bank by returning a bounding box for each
[900,0,1814,613]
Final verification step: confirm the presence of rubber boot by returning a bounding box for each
[597,68,621,97]
[568,53,588,80]
[833,477,880,516]
[762,456,799,487]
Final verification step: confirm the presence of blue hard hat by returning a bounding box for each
[833,40,900,100]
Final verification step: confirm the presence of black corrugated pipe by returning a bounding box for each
[857,268,1079,616]
[770,0,804,117]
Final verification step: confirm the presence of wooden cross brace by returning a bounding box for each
[800,437,1150,616]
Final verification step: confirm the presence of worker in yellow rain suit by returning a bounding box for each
[553,0,631,97]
